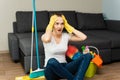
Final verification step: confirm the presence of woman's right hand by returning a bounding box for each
[46,15,58,31]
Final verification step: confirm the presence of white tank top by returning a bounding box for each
[43,33,70,67]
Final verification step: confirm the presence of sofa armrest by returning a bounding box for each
[105,20,120,32]
[8,33,19,61]
[13,22,18,33]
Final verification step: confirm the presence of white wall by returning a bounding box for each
[103,0,120,20]
[0,0,102,52]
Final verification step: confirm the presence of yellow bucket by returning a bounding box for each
[85,62,97,78]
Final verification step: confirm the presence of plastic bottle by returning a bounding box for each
[83,46,90,54]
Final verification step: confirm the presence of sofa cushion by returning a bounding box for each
[99,49,111,63]
[19,38,32,56]
[111,49,120,61]
[83,30,120,48]
[18,32,44,56]
[49,11,78,29]
[16,11,49,33]
[77,12,106,30]
[15,33,31,39]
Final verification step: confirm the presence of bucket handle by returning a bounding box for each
[88,46,99,55]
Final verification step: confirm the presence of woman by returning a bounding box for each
[41,13,92,80]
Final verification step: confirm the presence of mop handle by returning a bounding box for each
[30,9,35,71]
[32,0,40,68]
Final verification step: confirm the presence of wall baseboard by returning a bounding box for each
[0,50,9,54]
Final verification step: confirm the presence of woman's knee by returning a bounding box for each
[45,58,57,74]
[47,58,59,66]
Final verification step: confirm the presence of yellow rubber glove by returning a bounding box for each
[62,15,74,33]
[46,15,58,31]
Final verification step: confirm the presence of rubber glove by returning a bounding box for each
[46,15,58,31]
[62,15,74,33]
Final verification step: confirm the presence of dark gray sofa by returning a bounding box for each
[8,10,120,73]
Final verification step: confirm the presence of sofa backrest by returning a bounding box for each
[15,11,78,33]
[105,20,120,32]
[16,11,49,33]
[76,12,107,30]
[14,10,108,33]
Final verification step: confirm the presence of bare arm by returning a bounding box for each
[41,30,52,43]
[69,29,87,41]
[41,15,58,43]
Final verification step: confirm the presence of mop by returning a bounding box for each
[15,11,45,80]
[15,0,45,79]
[29,0,44,78]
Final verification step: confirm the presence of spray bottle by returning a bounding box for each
[83,46,90,54]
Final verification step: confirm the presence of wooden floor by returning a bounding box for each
[0,53,120,80]
[0,53,26,80]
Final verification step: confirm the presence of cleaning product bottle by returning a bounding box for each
[83,46,90,54]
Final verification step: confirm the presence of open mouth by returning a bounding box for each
[57,29,62,32]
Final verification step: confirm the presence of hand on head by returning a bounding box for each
[62,15,74,34]
[49,15,58,25]
[46,15,58,31]
[61,15,68,23]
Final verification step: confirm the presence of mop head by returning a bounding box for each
[29,69,45,79]
[15,75,45,80]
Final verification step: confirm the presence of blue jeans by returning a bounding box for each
[44,53,92,80]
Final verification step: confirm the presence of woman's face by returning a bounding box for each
[53,16,64,35]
